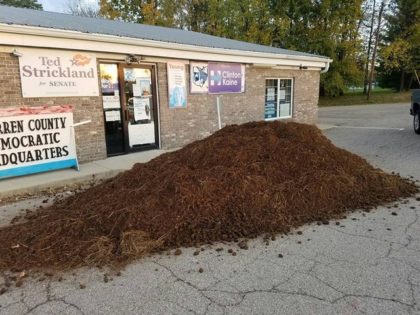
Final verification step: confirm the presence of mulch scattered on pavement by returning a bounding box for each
[0,178,101,207]
[0,121,417,273]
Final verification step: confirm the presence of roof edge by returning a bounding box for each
[0,23,333,66]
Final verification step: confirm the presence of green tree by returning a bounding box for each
[362,0,377,95]
[0,0,42,9]
[174,0,274,44]
[99,0,366,96]
[379,0,420,90]
[269,0,364,96]
[99,0,172,26]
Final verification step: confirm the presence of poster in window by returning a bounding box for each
[102,95,121,109]
[167,62,187,108]
[266,87,276,101]
[105,110,121,122]
[133,83,142,97]
[133,98,151,121]
[190,62,209,93]
[134,77,152,97]
[280,103,291,117]
[100,64,121,109]
[100,64,119,95]
[124,68,136,82]
[264,102,277,119]
[279,89,286,100]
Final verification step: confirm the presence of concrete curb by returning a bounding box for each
[316,124,336,131]
[0,169,123,199]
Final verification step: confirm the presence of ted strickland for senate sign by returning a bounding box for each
[18,48,99,98]
[0,105,78,179]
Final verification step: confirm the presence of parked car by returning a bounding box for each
[411,89,420,134]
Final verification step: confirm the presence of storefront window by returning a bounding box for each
[264,79,293,119]
[100,63,124,155]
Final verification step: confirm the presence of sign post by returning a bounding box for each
[70,120,91,171]
[216,96,222,130]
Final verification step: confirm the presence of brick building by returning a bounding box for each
[0,5,331,177]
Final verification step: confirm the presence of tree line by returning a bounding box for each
[2,0,419,96]
[98,0,366,97]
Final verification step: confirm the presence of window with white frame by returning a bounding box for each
[264,79,293,119]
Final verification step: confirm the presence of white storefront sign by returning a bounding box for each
[18,48,99,98]
[0,105,78,179]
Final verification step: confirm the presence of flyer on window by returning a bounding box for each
[133,98,151,121]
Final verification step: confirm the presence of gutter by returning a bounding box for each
[0,24,332,68]
[320,62,330,74]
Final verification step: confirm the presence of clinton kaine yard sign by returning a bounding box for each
[18,48,99,98]
[0,106,78,179]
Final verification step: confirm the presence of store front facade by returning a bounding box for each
[0,5,331,178]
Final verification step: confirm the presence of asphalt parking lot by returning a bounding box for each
[0,103,419,315]
[319,103,420,178]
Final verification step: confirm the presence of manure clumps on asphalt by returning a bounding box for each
[0,121,417,272]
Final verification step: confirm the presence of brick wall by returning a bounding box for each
[157,63,320,149]
[0,51,320,162]
[0,52,107,163]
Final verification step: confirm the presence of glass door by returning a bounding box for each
[121,66,157,151]
[99,63,124,155]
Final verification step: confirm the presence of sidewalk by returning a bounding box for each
[0,149,171,198]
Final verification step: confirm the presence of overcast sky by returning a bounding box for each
[38,0,98,13]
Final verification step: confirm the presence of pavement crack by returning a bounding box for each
[407,274,419,310]
[59,299,85,315]
[331,293,415,308]
[152,261,225,314]
[22,280,84,315]
[303,272,344,297]
[238,286,328,303]
[326,226,407,246]
[405,208,419,234]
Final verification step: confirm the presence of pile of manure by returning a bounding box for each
[0,121,416,271]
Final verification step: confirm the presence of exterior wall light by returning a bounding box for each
[11,49,23,57]
[125,54,141,64]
